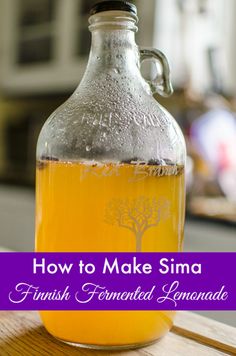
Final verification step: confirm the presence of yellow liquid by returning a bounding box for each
[35,160,185,348]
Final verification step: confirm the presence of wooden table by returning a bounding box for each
[0,312,235,355]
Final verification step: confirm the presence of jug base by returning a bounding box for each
[56,337,160,351]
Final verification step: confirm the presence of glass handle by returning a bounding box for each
[139,48,173,97]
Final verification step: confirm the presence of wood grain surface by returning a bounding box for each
[0,312,235,356]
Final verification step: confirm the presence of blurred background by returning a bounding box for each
[0,0,235,326]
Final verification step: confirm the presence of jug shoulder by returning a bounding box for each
[37,93,185,166]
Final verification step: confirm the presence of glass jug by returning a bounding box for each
[35,0,186,350]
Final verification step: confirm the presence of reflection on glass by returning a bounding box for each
[76,0,137,56]
[75,0,97,56]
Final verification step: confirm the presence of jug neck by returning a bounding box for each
[81,11,142,81]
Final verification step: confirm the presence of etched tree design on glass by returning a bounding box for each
[105,196,170,252]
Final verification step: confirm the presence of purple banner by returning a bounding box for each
[0,252,235,310]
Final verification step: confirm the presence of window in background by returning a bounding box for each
[16,0,56,65]
[0,0,152,94]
